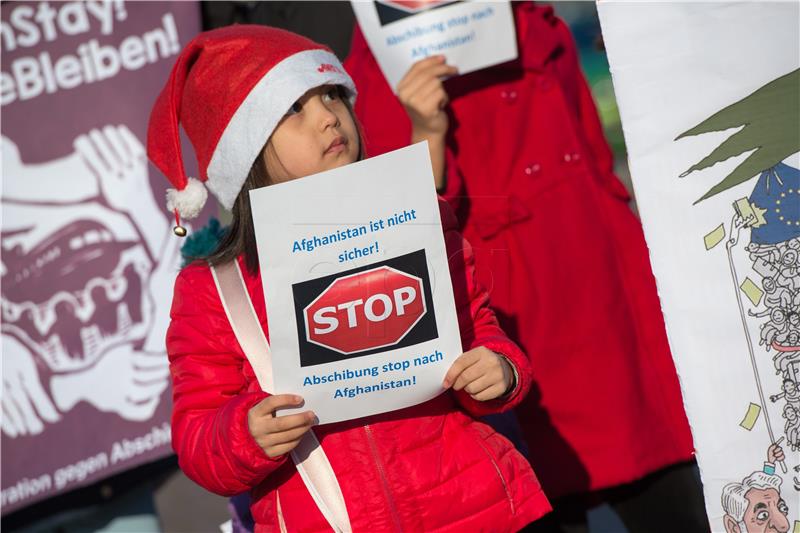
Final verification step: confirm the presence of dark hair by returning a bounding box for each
[200,87,364,276]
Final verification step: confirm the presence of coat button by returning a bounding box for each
[524,163,541,176]
[500,89,517,104]
[563,152,581,163]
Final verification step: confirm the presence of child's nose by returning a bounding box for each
[310,98,339,130]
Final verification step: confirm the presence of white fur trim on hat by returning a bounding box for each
[206,48,357,210]
[166,177,208,220]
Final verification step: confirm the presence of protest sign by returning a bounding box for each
[598,2,799,530]
[250,142,462,424]
[1,1,203,513]
[351,1,517,90]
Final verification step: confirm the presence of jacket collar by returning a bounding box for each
[510,2,562,72]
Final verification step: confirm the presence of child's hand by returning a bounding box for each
[248,394,317,458]
[443,347,515,401]
[397,55,457,190]
[397,55,457,138]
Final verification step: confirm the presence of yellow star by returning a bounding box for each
[750,204,768,228]
[780,216,785,220]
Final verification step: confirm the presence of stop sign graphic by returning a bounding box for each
[293,250,438,366]
[374,0,455,26]
[305,266,425,354]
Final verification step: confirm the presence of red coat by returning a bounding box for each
[166,200,550,532]
[344,2,695,498]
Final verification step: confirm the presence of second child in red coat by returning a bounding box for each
[345,2,709,531]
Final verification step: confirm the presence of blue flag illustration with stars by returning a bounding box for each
[749,163,800,245]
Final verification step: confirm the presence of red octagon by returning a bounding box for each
[304,266,426,355]
[382,1,451,12]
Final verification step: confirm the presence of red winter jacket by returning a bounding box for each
[344,2,695,499]
[166,200,551,532]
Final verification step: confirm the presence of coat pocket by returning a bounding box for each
[467,424,516,516]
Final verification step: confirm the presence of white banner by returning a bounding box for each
[598,1,799,531]
[351,0,517,91]
[251,143,463,424]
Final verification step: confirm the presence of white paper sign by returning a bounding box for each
[598,1,799,530]
[250,143,463,424]
[351,0,517,90]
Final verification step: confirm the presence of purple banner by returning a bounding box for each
[1,1,203,513]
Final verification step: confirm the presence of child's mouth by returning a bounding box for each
[325,136,347,155]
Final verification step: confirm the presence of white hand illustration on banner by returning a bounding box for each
[73,125,167,259]
[50,343,169,421]
[1,127,177,437]
[1,335,61,437]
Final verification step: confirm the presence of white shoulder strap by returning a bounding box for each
[210,261,352,533]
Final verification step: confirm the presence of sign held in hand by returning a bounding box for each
[251,143,463,424]
[351,1,517,91]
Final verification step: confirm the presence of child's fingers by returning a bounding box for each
[442,352,476,389]
[399,55,446,88]
[400,63,457,99]
[470,383,507,402]
[265,439,305,458]
[267,410,316,433]
[266,423,315,447]
[463,374,497,396]
[443,350,482,388]
[399,61,456,99]
[415,78,450,110]
[251,394,304,417]
[453,360,491,391]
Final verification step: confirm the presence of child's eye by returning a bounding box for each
[286,101,303,116]
[323,87,339,102]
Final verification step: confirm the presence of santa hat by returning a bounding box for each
[147,25,356,235]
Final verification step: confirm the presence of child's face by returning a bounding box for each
[264,85,359,183]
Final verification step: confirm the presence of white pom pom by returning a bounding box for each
[166,177,208,220]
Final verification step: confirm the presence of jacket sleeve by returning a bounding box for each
[166,265,287,496]
[439,199,532,417]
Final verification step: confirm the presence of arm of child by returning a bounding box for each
[167,266,300,496]
[438,199,532,417]
[397,55,457,191]
[344,27,467,206]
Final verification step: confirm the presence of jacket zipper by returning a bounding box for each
[474,435,515,516]
[275,488,288,533]
[363,424,404,532]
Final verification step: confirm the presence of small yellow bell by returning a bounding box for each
[173,225,188,237]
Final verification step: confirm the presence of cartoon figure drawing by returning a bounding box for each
[1,126,181,437]
[722,441,791,533]
[677,68,800,519]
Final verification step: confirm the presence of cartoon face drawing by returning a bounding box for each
[1,127,180,437]
[740,487,790,533]
[722,469,790,533]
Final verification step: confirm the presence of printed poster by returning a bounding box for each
[598,1,800,531]
[351,0,517,90]
[251,142,463,424]
[1,1,204,513]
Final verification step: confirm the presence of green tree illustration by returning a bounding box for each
[676,68,799,204]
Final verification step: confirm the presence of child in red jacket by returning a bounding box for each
[147,25,550,532]
[344,2,708,532]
